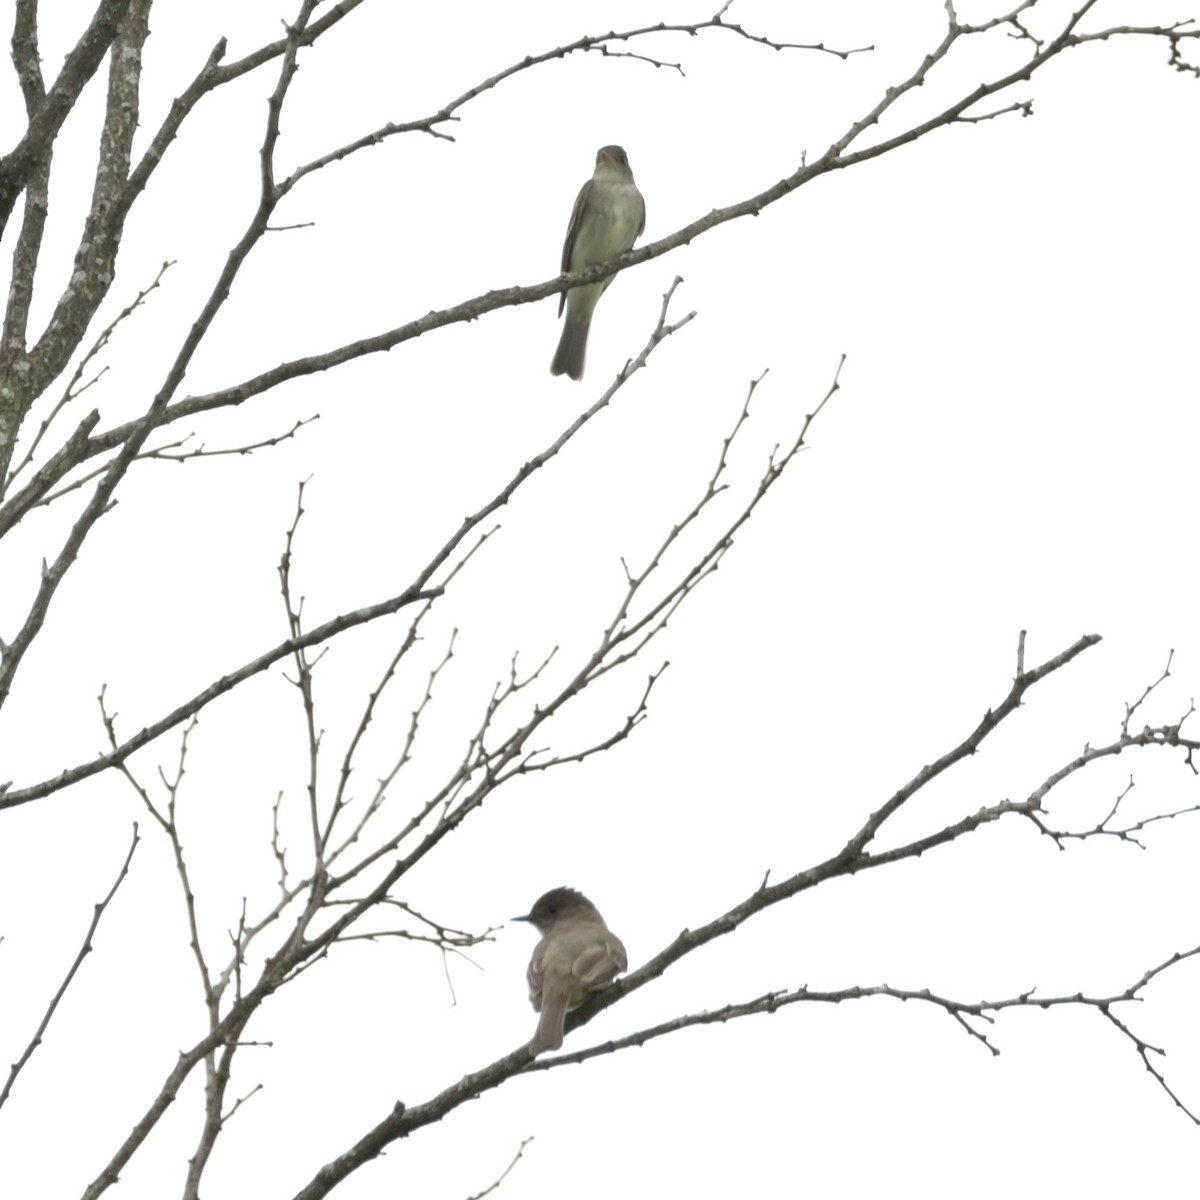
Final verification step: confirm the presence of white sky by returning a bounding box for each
[1,1,1198,1196]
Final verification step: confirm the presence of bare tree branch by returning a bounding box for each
[1,278,690,809]
[0,0,135,237]
[535,942,1200,1129]
[463,1137,535,1200]
[4,260,173,493]
[0,822,139,1113]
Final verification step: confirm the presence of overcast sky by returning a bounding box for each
[1,2,1198,1196]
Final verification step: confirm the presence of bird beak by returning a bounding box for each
[511,913,531,923]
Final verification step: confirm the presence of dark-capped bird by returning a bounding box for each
[514,886,628,1055]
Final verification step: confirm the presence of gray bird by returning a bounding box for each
[550,146,646,381]
[514,886,628,1055]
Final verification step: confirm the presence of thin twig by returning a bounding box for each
[0,824,140,1112]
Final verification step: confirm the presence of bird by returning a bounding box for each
[513,886,628,1055]
[550,145,646,381]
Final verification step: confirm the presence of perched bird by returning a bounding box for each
[550,145,646,381]
[513,886,628,1056]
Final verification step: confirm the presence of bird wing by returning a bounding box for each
[527,946,546,1012]
[558,178,593,317]
[571,932,628,990]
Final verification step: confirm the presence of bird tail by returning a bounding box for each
[550,316,589,381]
[529,994,569,1056]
